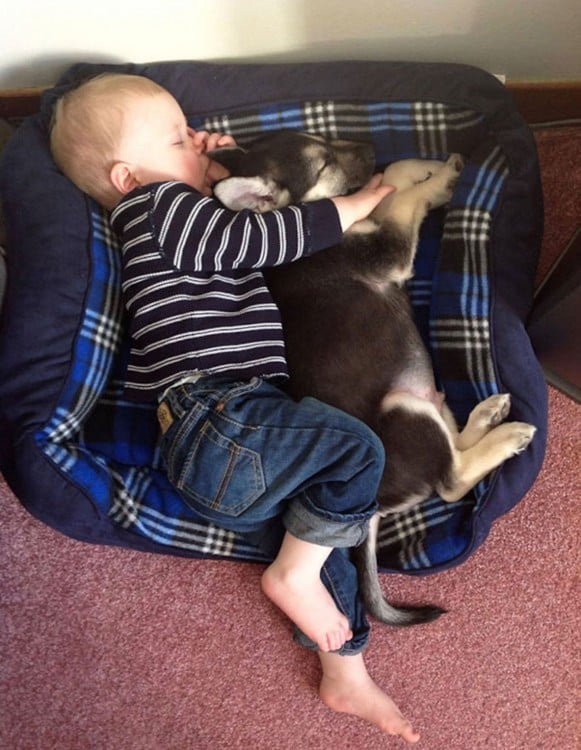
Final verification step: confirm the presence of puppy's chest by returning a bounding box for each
[357,275,403,297]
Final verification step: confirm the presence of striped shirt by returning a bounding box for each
[110,181,343,401]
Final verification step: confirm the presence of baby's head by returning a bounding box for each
[51,73,220,210]
[50,74,167,209]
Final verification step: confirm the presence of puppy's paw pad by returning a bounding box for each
[507,423,537,454]
[484,393,511,426]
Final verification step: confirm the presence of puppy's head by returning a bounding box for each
[212,130,375,212]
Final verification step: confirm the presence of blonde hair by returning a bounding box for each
[50,73,167,209]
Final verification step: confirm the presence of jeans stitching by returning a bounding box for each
[165,400,204,469]
[212,439,240,511]
[321,565,348,618]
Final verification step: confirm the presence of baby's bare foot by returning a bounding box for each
[261,563,352,652]
[262,533,353,652]
[319,652,420,743]
[261,564,353,652]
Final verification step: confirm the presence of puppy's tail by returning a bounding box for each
[353,514,446,627]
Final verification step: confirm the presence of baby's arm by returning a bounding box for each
[331,175,395,232]
[123,176,394,274]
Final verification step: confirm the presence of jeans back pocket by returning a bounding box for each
[166,417,265,517]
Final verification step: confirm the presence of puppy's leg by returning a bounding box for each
[374,154,463,221]
[413,153,464,210]
[455,394,512,450]
[371,155,464,279]
[380,158,447,193]
[440,402,461,443]
[439,421,536,502]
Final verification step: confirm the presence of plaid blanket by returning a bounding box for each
[36,99,508,572]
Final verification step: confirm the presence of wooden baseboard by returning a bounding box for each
[0,81,580,124]
[507,81,581,124]
[0,87,44,119]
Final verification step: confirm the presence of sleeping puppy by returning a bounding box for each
[213,131,536,626]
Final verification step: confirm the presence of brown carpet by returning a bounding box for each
[1,127,579,750]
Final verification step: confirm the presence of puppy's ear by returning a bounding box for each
[209,146,247,173]
[214,176,287,213]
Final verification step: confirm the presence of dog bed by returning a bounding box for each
[0,60,546,574]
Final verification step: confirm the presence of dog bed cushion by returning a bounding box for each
[0,60,546,573]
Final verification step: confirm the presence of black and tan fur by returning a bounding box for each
[213,131,536,626]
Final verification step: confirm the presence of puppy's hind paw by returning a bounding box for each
[507,422,537,455]
[479,393,511,427]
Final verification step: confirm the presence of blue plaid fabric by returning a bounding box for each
[34,100,508,572]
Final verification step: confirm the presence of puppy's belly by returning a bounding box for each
[389,371,444,413]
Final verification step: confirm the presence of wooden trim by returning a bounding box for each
[0,87,44,119]
[507,81,581,124]
[0,82,580,124]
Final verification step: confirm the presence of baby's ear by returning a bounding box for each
[214,176,288,213]
[110,162,139,196]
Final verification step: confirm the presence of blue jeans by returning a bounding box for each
[159,375,384,654]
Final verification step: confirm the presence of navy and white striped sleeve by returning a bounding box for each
[148,182,343,272]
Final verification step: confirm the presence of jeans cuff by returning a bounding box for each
[293,627,369,655]
[282,498,370,548]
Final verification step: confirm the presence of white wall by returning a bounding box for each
[2,0,580,88]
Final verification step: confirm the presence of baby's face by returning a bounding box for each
[116,91,228,195]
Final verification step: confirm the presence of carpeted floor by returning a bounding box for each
[1,126,579,750]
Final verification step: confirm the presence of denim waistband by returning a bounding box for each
[157,375,281,433]
[159,372,208,403]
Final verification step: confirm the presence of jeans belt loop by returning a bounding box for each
[157,372,206,434]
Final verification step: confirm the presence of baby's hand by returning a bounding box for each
[331,175,395,232]
[191,129,237,153]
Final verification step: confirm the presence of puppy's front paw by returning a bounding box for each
[427,153,464,206]
[414,162,445,184]
[446,153,465,174]
[416,169,434,184]
[442,154,464,191]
